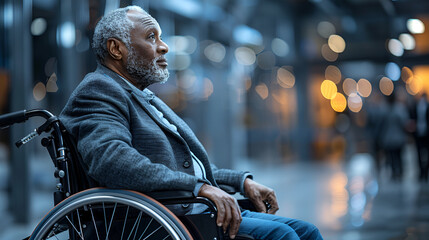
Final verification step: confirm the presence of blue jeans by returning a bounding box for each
[238,210,323,240]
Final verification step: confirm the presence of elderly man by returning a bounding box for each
[60,6,322,240]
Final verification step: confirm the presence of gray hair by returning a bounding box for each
[92,6,149,63]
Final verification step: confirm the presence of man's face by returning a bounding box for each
[126,11,169,87]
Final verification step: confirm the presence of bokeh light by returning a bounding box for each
[321,80,338,99]
[204,42,226,63]
[406,76,422,95]
[245,77,252,91]
[407,18,425,34]
[168,35,197,54]
[343,78,357,96]
[321,44,338,62]
[348,93,362,113]
[33,82,46,101]
[385,62,401,81]
[255,83,269,100]
[31,18,47,36]
[271,38,290,57]
[388,39,404,57]
[57,21,75,48]
[169,53,191,70]
[277,67,295,88]
[331,92,347,112]
[399,33,416,50]
[317,21,336,38]
[203,78,214,100]
[44,57,57,77]
[325,65,342,84]
[176,69,197,92]
[401,66,413,83]
[235,47,256,65]
[357,78,372,98]
[328,35,346,53]
[46,73,58,92]
[379,77,394,96]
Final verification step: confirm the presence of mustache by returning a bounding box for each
[155,56,167,62]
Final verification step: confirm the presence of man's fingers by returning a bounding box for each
[197,184,243,238]
[266,193,279,214]
[254,199,267,213]
[216,203,225,227]
[228,200,242,239]
[223,201,232,233]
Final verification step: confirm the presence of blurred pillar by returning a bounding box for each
[8,0,32,223]
[292,8,312,162]
[56,0,81,112]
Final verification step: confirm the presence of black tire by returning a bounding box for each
[29,188,193,240]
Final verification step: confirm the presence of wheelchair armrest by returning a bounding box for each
[146,190,218,213]
[238,199,257,212]
[146,190,194,201]
[146,188,258,212]
[218,184,238,194]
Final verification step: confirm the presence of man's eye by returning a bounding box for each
[148,33,155,39]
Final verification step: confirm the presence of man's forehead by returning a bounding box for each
[127,10,161,33]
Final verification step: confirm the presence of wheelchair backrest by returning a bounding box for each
[59,122,100,194]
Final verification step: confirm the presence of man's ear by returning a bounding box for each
[106,38,126,60]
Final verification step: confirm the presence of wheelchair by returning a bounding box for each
[0,109,256,240]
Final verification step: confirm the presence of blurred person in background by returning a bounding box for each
[366,91,387,174]
[409,93,429,182]
[60,5,323,240]
[378,92,410,181]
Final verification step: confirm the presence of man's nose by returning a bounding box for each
[158,41,169,54]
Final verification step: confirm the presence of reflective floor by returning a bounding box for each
[1,145,429,239]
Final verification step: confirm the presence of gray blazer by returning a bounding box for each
[60,64,248,195]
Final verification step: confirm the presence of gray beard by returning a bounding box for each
[126,52,169,87]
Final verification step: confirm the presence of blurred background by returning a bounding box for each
[1,0,429,239]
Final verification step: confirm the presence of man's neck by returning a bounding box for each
[103,61,145,90]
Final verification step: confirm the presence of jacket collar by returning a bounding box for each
[96,63,155,102]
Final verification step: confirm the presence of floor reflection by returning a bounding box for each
[1,147,429,239]
[237,148,429,240]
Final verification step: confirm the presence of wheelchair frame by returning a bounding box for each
[0,109,254,240]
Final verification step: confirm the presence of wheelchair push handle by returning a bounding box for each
[0,110,27,128]
[0,109,59,147]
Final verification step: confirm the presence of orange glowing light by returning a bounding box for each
[321,80,338,99]
[401,67,414,83]
[413,65,429,95]
[331,92,347,112]
[325,65,342,84]
[406,76,423,95]
[245,77,252,91]
[379,77,394,96]
[255,83,269,100]
[357,78,372,98]
[343,78,357,96]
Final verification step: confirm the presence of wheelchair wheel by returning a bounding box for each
[29,188,193,240]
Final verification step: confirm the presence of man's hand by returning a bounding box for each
[243,178,279,214]
[198,184,242,239]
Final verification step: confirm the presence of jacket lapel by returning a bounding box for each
[97,64,184,140]
[151,98,210,162]
[131,92,185,141]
